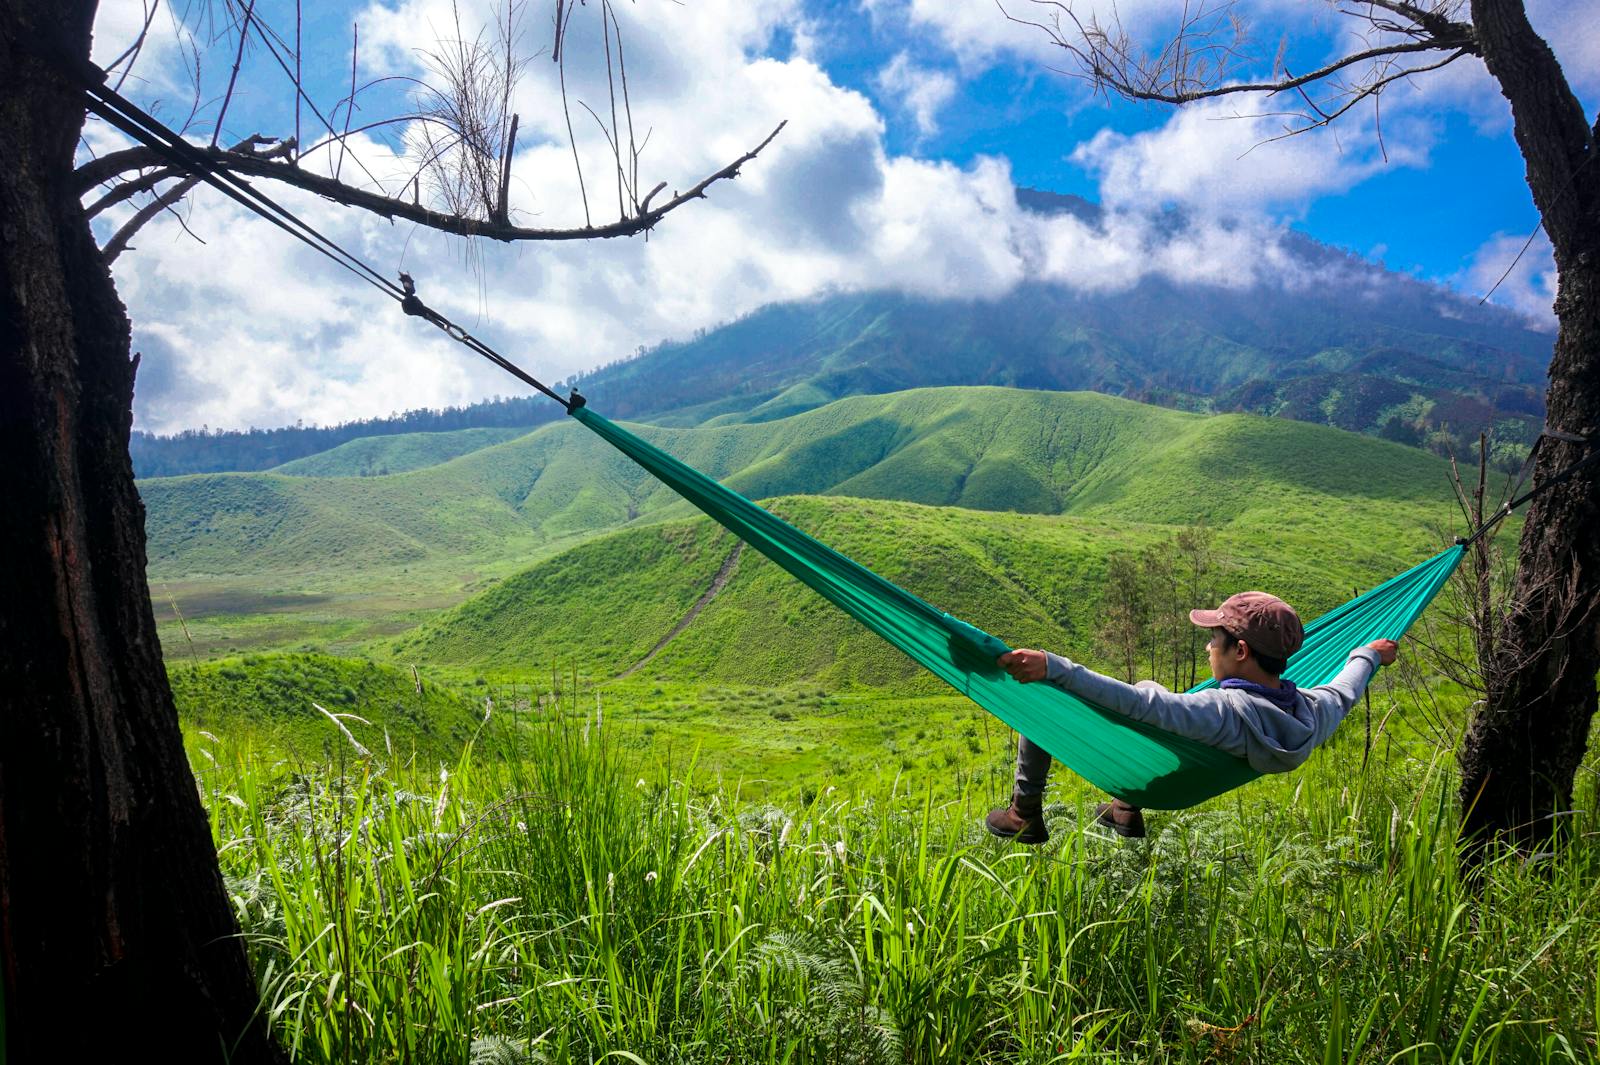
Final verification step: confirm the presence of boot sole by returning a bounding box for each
[984,820,1048,845]
[1093,804,1147,839]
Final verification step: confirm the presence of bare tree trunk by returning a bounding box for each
[1457,0,1600,859]
[0,7,284,1060]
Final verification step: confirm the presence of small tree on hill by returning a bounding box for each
[0,3,777,1060]
[1013,0,1599,862]
[1098,550,1150,682]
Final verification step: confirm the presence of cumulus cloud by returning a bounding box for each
[1072,96,1431,216]
[1458,231,1558,326]
[861,0,1053,69]
[875,52,957,137]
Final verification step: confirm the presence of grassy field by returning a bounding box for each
[192,681,1600,1064]
[170,652,489,761]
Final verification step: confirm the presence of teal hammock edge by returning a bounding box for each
[572,406,1465,809]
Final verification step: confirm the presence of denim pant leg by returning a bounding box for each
[1014,734,1052,797]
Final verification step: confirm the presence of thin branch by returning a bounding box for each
[230,5,389,191]
[556,0,590,226]
[611,0,639,214]
[336,22,359,182]
[211,0,257,148]
[106,0,163,94]
[103,175,206,262]
[1246,48,1470,143]
[86,166,182,219]
[101,136,289,262]
[294,0,302,159]
[1478,220,1547,304]
[75,146,167,193]
[601,0,625,217]
[495,113,519,224]
[1005,0,1475,106]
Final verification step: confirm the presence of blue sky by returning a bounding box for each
[88,0,1593,431]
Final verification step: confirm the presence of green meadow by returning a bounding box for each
[145,387,1597,1061]
[192,693,1599,1064]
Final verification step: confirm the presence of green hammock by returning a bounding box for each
[573,405,1463,809]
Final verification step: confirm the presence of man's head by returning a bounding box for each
[1190,591,1303,681]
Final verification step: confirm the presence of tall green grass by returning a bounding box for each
[196,695,1599,1063]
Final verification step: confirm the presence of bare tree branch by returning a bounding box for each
[75,146,165,193]
[1001,0,1476,123]
[81,123,786,243]
[84,0,784,253]
[100,136,290,262]
[104,0,163,94]
[211,0,258,148]
[86,165,182,219]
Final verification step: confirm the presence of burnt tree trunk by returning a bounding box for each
[1457,0,1600,857]
[0,5,284,1060]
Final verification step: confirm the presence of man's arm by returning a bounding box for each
[998,649,1250,751]
[1302,641,1395,746]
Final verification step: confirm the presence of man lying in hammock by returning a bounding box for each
[985,590,1399,843]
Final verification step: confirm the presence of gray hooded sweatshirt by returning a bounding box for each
[1041,647,1383,773]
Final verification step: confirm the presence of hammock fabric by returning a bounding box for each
[573,405,1464,809]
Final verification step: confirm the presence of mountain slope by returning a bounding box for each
[141,388,1456,582]
[393,490,1454,686]
[170,653,486,756]
[272,427,530,476]
[575,281,1548,438]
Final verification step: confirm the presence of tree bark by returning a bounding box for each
[1457,0,1600,858]
[0,5,283,1060]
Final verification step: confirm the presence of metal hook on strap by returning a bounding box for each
[398,272,447,328]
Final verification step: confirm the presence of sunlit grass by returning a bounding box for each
[195,692,1600,1064]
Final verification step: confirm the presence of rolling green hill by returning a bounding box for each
[144,387,1480,666]
[142,387,1455,582]
[272,427,530,476]
[393,482,1455,687]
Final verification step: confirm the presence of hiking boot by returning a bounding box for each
[1094,800,1146,839]
[985,789,1048,844]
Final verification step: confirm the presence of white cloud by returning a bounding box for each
[1530,0,1600,94]
[868,0,1303,73]
[91,0,1427,433]
[863,0,1051,69]
[876,52,958,137]
[91,0,195,96]
[1458,230,1557,326]
[1071,95,1430,216]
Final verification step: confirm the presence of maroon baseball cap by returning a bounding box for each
[1190,592,1304,659]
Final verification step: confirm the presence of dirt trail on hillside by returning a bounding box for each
[617,542,745,679]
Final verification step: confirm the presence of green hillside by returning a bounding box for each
[144,388,1478,664]
[140,466,548,576]
[170,652,486,758]
[142,388,1454,581]
[272,427,529,476]
[395,485,1455,686]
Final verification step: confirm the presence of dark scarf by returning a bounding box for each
[1220,676,1299,710]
